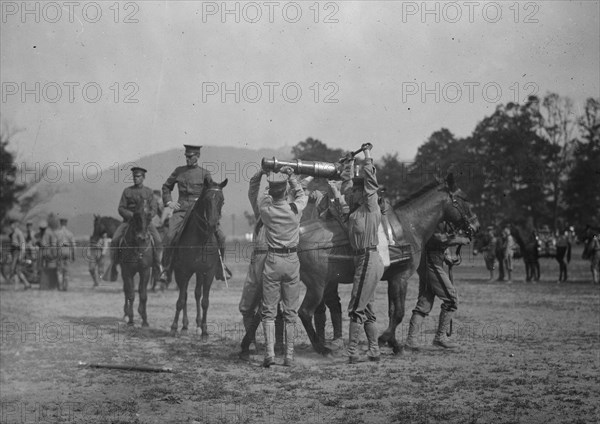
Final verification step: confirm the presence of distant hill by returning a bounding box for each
[22,145,292,237]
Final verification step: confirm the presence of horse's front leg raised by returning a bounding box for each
[379,272,408,354]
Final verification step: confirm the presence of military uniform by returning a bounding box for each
[238,171,269,359]
[341,156,384,362]
[587,235,600,284]
[405,222,469,350]
[54,219,76,291]
[107,167,162,281]
[260,170,307,367]
[9,223,31,289]
[161,146,227,279]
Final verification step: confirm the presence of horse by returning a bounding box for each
[296,174,479,355]
[117,200,154,326]
[89,215,121,286]
[170,178,228,339]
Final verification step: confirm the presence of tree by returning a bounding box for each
[563,98,600,228]
[291,137,345,163]
[0,121,25,224]
[535,93,579,230]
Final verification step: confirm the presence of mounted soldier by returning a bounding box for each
[105,167,164,282]
[161,144,230,281]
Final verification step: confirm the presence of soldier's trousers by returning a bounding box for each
[261,252,300,323]
[239,250,267,318]
[413,253,458,316]
[347,250,384,324]
[591,251,600,284]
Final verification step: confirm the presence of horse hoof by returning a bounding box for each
[201,334,209,343]
[392,345,404,355]
[127,322,134,327]
[142,322,149,328]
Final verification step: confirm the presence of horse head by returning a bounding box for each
[439,173,480,238]
[192,177,228,233]
[131,200,153,243]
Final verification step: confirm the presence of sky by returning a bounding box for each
[2,0,599,169]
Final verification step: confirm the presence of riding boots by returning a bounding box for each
[283,322,295,367]
[405,311,425,351]
[433,309,459,350]
[262,320,276,368]
[347,320,363,364]
[364,321,381,362]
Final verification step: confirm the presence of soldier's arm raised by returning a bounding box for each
[248,170,264,219]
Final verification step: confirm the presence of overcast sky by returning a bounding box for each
[2,1,599,169]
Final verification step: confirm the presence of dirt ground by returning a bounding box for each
[1,244,598,424]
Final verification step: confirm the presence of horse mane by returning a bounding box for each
[393,180,443,209]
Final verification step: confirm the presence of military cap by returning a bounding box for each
[268,180,288,196]
[38,220,48,229]
[59,218,68,224]
[131,167,147,174]
[184,145,202,156]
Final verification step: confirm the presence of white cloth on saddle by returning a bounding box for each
[377,223,391,267]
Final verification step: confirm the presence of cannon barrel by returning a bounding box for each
[261,157,343,180]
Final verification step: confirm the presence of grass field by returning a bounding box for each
[1,244,598,423]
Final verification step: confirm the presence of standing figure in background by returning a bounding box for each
[37,219,60,290]
[8,219,31,290]
[555,228,572,283]
[55,218,76,291]
[502,227,516,283]
[523,230,541,283]
[582,226,599,284]
[479,226,497,281]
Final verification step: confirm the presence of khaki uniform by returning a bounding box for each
[260,175,307,322]
[162,165,225,249]
[55,226,76,290]
[112,185,162,262]
[414,223,459,316]
[342,158,384,361]
[239,171,268,320]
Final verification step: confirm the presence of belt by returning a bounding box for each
[179,197,199,203]
[253,249,268,254]
[352,246,377,255]
[268,247,298,254]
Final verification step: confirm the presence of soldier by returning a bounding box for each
[55,218,76,291]
[161,144,229,281]
[481,226,497,281]
[106,167,164,282]
[341,143,384,363]
[404,222,470,351]
[37,218,60,290]
[8,219,31,290]
[582,226,600,284]
[259,166,307,367]
[238,169,268,361]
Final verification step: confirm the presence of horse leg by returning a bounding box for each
[170,268,189,334]
[138,267,150,327]
[122,271,135,326]
[379,272,408,354]
[298,277,330,355]
[198,273,213,342]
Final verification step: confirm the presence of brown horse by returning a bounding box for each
[117,200,154,326]
[296,174,479,354]
[170,178,228,339]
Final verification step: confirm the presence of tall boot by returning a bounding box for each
[314,311,327,346]
[405,312,425,351]
[347,320,363,364]
[330,310,344,349]
[239,313,261,361]
[433,310,459,350]
[262,321,275,368]
[275,312,285,355]
[283,322,296,367]
[364,321,380,362]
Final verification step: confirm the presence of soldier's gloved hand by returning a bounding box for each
[167,201,180,211]
[280,166,294,176]
[361,142,373,151]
